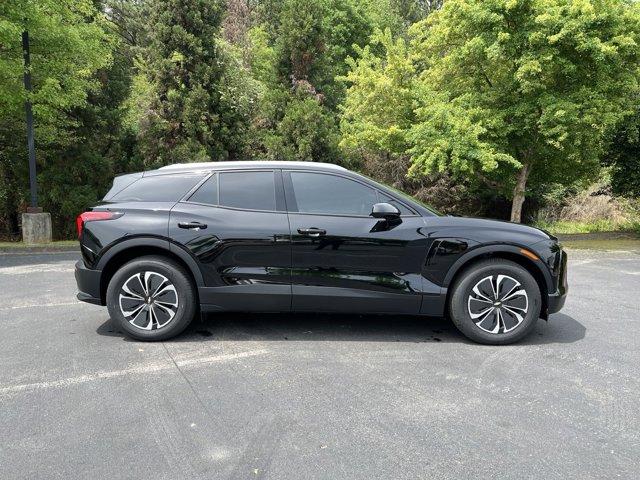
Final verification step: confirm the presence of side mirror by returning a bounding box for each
[370,202,400,220]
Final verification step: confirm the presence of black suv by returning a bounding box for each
[75,161,567,344]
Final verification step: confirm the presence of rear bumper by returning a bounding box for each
[75,260,103,305]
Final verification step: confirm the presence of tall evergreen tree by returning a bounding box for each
[244,0,374,162]
[139,0,252,166]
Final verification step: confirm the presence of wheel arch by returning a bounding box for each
[97,238,204,305]
[443,245,551,320]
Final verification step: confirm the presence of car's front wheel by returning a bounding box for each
[449,258,541,345]
[106,256,197,341]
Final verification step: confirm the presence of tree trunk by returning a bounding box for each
[510,163,531,223]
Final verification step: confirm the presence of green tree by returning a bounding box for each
[264,92,340,162]
[391,0,444,28]
[339,27,486,215]
[139,0,254,166]
[270,0,375,108]
[0,0,113,237]
[0,0,112,131]
[603,108,640,197]
[41,46,139,237]
[339,28,416,162]
[243,0,376,162]
[407,0,640,222]
[104,0,149,67]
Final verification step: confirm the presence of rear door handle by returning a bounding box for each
[297,227,326,237]
[178,221,207,230]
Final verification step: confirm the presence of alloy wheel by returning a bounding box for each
[118,271,178,330]
[466,274,529,334]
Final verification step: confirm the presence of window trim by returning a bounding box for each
[181,169,285,213]
[283,170,419,218]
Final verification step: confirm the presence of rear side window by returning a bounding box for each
[219,171,276,211]
[188,174,218,204]
[110,175,204,202]
[289,172,377,216]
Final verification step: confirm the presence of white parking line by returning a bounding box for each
[0,263,75,275]
[0,349,268,396]
[0,301,84,311]
[572,259,595,266]
[572,261,640,275]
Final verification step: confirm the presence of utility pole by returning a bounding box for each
[21,28,52,243]
[22,30,39,211]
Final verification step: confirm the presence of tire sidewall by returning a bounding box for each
[106,257,196,341]
[450,260,541,345]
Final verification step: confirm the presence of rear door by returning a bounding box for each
[283,170,429,314]
[169,169,292,312]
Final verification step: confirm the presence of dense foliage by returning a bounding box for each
[1,0,639,237]
[342,0,640,221]
[605,108,640,198]
[139,0,254,166]
[0,0,114,237]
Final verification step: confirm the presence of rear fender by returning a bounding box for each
[96,236,205,287]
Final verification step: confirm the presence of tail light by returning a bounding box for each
[76,211,121,238]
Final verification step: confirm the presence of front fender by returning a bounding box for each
[441,243,554,294]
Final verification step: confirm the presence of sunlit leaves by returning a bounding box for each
[339,28,416,158]
[0,0,113,127]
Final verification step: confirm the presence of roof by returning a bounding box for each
[153,160,347,174]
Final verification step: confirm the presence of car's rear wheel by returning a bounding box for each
[449,258,541,345]
[106,256,197,341]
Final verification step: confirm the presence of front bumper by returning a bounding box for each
[75,260,103,305]
[547,290,567,314]
[546,248,568,315]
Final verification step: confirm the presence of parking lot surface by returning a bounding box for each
[0,250,638,479]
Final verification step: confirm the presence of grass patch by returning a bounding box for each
[533,219,640,235]
[0,240,78,249]
[560,238,640,250]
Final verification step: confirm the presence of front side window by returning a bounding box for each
[379,193,413,216]
[219,171,276,211]
[360,173,440,216]
[289,172,378,216]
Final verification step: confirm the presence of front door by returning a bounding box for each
[283,170,429,314]
[169,169,291,311]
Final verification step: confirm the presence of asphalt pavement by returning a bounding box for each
[0,249,638,479]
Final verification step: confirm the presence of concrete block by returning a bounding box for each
[21,212,52,244]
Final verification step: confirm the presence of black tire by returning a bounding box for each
[449,258,541,345]
[106,255,197,341]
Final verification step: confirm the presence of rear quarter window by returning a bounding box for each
[103,173,142,201]
[109,174,204,202]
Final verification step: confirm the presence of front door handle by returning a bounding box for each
[178,221,207,230]
[297,227,326,237]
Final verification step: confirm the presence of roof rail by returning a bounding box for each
[157,160,347,171]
